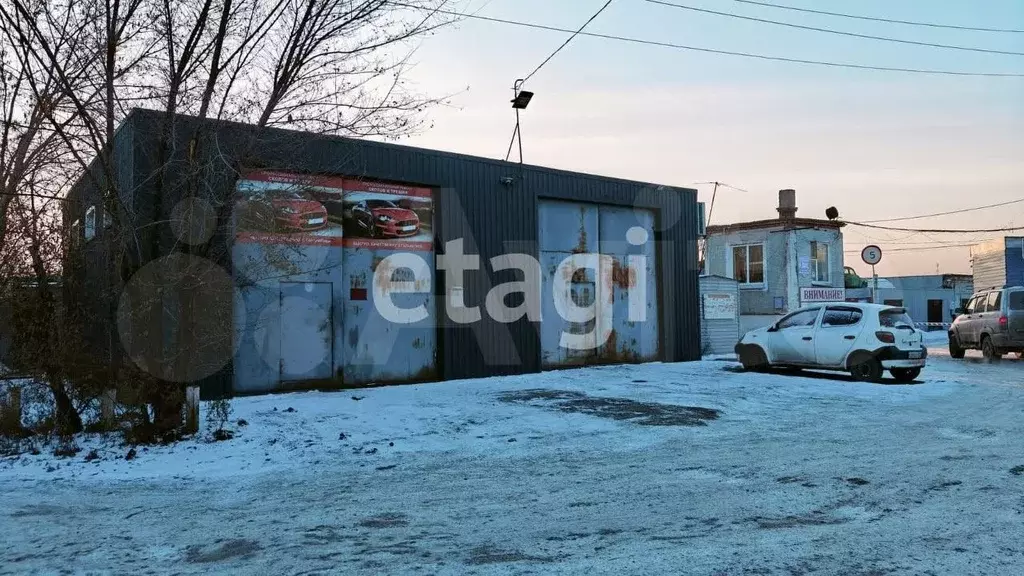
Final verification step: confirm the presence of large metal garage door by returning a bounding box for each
[539,200,659,368]
[279,282,333,382]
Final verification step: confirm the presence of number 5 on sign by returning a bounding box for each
[861,245,882,266]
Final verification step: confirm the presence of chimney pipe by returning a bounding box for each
[777,189,797,220]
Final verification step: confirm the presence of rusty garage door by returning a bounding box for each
[539,200,659,368]
[340,179,437,386]
[279,282,334,382]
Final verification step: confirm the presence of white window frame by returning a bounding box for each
[810,240,830,285]
[69,218,81,247]
[729,242,766,289]
[84,205,96,241]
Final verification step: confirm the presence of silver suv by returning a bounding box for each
[948,285,1024,360]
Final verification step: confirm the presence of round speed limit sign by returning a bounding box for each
[861,245,882,266]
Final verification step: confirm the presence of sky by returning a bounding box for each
[394,0,1024,277]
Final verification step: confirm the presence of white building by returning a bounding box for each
[704,189,846,334]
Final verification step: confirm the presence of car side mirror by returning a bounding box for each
[767,324,779,333]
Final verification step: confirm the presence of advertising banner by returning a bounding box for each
[339,178,433,252]
[233,171,434,251]
[233,170,346,246]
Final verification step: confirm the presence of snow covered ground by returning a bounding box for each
[2,346,1023,575]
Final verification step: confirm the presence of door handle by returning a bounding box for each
[802,336,812,341]
[844,335,856,340]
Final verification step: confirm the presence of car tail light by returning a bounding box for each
[999,316,1008,329]
[875,331,895,344]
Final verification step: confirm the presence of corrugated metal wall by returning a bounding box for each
[1004,238,1024,287]
[973,249,1007,291]
[537,200,659,367]
[699,275,740,355]
[91,109,701,394]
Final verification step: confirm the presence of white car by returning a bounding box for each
[734,303,927,383]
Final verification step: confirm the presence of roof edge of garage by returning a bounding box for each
[122,107,696,196]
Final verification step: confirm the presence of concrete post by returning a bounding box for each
[183,386,200,434]
[1,386,21,433]
[100,389,117,429]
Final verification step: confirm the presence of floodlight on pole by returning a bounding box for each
[505,79,532,165]
[512,89,533,109]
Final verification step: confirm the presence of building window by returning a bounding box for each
[731,244,765,286]
[69,218,81,248]
[810,241,829,283]
[84,206,96,241]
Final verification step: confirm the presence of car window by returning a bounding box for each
[777,308,820,330]
[986,291,1002,313]
[965,295,982,314]
[822,308,863,327]
[879,309,915,329]
[1010,291,1024,311]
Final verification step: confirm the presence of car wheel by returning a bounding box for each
[948,334,966,359]
[890,368,921,383]
[981,336,1002,362]
[849,354,883,382]
[739,346,768,372]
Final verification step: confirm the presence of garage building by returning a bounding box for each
[65,110,702,397]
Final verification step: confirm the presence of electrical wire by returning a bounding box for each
[389,3,1024,77]
[843,244,975,253]
[645,1,1024,56]
[727,0,1024,34]
[523,0,615,84]
[843,221,1024,233]
[860,197,1024,223]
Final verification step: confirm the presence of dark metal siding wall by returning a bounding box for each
[1005,239,1024,287]
[63,116,140,367]
[121,109,701,386]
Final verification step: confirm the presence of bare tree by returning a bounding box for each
[1,0,458,438]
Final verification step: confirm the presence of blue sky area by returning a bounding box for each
[399,0,1024,276]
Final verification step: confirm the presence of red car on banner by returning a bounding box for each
[343,198,420,238]
[237,189,328,233]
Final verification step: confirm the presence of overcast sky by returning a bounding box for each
[397,0,1024,277]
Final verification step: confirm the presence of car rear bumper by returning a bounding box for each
[875,345,927,369]
[882,359,926,369]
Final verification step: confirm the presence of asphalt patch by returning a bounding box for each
[185,539,261,563]
[358,512,409,528]
[464,545,556,566]
[499,389,721,427]
[751,514,849,529]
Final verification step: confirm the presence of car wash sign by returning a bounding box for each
[800,286,846,304]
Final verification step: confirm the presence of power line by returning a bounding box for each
[843,244,975,254]
[523,0,615,84]
[861,197,1024,223]
[843,221,1024,233]
[391,3,1024,77]
[728,0,1024,34]
[645,1,1024,57]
